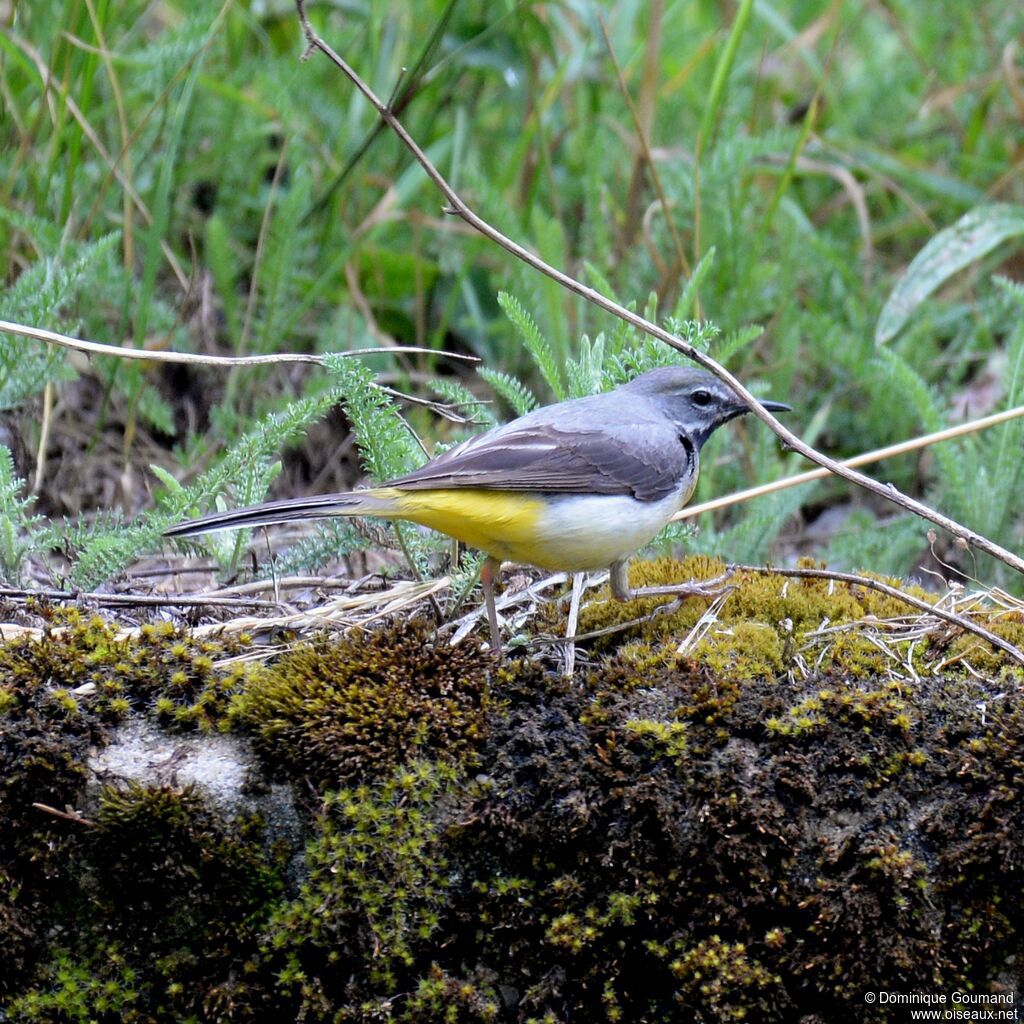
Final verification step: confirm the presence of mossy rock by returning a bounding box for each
[1,572,1022,1022]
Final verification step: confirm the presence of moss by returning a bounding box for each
[567,556,1019,682]
[423,661,1023,1023]
[691,620,786,679]
[89,783,282,946]
[622,717,688,760]
[0,608,273,1015]
[3,567,1023,1023]
[4,945,145,1023]
[5,783,284,1023]
[665,935,786,1021]
[942,611,1024,678]
[769,681,918,739]
[256,761,466,1016]
[402,964,501,1023]
[233,618,492,788]
[0,605,249,733]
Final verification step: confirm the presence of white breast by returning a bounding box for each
[522,486,692,572]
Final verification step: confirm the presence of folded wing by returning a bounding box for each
[388,421,693,502]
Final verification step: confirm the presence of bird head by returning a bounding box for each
[621,366,791,447]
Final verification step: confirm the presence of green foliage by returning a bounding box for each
[876,204,1024,343]
[321,355,422,484]
[320,353,445,577]
[0,447,41,583]
[157,383,345,574]
[475,367,537,418]
[496,291,565,400]
[427,376,498,430]
[3,0,1024,589]
[0,231,118,411]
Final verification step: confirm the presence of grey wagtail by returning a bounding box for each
[164,366,789,650]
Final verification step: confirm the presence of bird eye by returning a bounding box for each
[691,389,713,407]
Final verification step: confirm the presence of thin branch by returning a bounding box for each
[32,803,95,827]
[0,317,477,368]
[677,402,1024,520]
[294,1,1024,578]
[0,317,478,422]
[729,564,1024,667]
[0,585,281,610]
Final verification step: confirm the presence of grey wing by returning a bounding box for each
[387,420,694,502]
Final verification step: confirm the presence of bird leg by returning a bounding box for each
[608,560,734,603]
[562,571,585,677]
[480,556,503,655]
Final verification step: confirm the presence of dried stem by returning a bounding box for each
[0,317,476,368]
[677,402,1024,519]
[0,584,280,610]
[0,317,477,422]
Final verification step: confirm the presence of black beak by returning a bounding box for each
[759,399,791,413]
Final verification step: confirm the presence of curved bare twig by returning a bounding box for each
[0,318,479,422]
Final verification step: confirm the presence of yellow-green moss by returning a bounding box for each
[0,605,248,733]
[943,611,1024,677]
[691,620,786,679]
[3,572,1023,1024]
[622,717,688,759]
[665,936,785,1022]
[263,760,461,996]
[567,555,1019,681]
[233,618,491,788]
[770,681,918,739]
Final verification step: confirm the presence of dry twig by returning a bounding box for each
[0,584,280,610]
[677,403,1024,519]
[0,317,478,422]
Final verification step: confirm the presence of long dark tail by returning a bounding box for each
[163,489,398,538]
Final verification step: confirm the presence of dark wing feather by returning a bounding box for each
[387,423,692,502]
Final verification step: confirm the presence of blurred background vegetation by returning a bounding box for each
[1,0,1023,591]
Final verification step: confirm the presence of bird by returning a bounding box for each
[164,366,790,651]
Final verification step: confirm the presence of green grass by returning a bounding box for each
[2,0,1023,588]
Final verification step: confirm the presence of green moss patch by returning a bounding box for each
[2,572,1022,1022]
[233,618,493,789]
[571,556,1021,683]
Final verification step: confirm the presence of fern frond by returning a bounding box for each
[0,446,42,583]
[564,334,605,399]
[497,291,566,400]
[673,247,716,321]
[872,347,970,518]
[0,234,120,410]
[476,367,538,418]
[323,355,422,482]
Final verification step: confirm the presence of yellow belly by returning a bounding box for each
[379,487,548,564]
